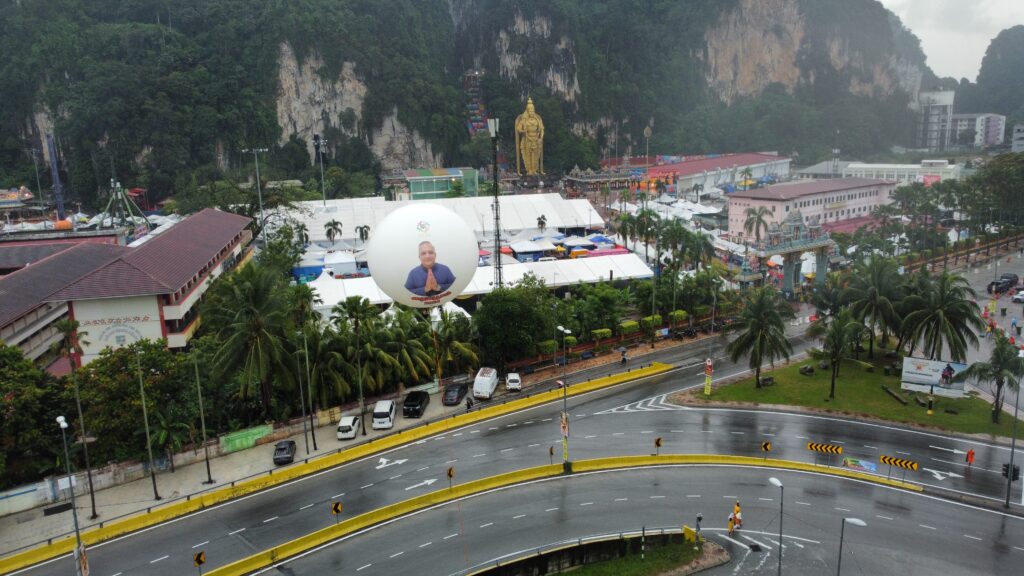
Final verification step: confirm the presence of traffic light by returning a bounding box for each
[1004,463,1010,478]
[1003,463,1020,480]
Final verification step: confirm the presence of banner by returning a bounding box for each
[901,357,967,398]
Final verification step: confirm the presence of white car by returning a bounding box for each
[336,416,360,440]
[506,372,522,392]
[1013,290,1024,303]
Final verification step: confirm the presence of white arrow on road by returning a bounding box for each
[928,445,967,455]
[376,457,409,470]
[921,467,965,481]
[405,478,437,491]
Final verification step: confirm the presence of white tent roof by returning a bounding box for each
[310,254,653,312]
[509,240,548,253]
[267,193,604,244]
[324,251,356,265]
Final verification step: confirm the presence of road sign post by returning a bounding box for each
[761,441,771,461]
[807,442,842,468]
[655,437,662,456]
[880,455,918,482]
[549,445,554,465]
[447,466,455,490]
[331,501,343,524]
[193,551,206,575]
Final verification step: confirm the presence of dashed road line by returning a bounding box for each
[525,421,534,424]
[920,524,936,530]
[299,503,314,511]
[416,467,429,472]
[542,418,553,422]
[701,430,713,433]
[470,430,480,434]
[501,448,514,452]
[489,427,499,430]
[150,555,169,564]
[263,516,279,523]
[506,424,518,428]
[435,436,446,441]
[964,535,982,541]
[390,551,404,558]
[723,495,737,499]
[831,441,845,445]
[513,514,527,519]
[671,430,686,433]
[528,443,540,447]
[897,451,911,455]
[584,435,596,439]
[580,502,594,506]
[641,431,654,434]
[357,563,372,571]
[453,433,463,437]
[796,435,808,440]
[790,541,805,549]
[419,541,433,548]
[1014,546,1024,552]
[546,507,559,512]
[389,474,403,480]
[615,498,629,502]
[763,433,775,437]
[740,535,771,550]
[759,497,773,501]
[864,445,878,450]
[650,495,666,499]
[795,501,811,506]
[834,507,851,512]
[444,533,459,540]
[361,483,374,489]
[445,459,458,464]
[473,453,486,458]
[876,515,893,520]
[687,495,701,498]
[192,541,209,548]
[332,492,345,499]
[228,528,245,535]
[480,522,493,528]
[731,431,745,435]
[613,432,625,436]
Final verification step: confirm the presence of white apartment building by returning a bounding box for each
[951,113,1006,148]
[843,160,961,186]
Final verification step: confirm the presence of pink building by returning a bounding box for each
[727,178,895,240]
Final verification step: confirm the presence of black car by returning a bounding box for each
[272,440,296,465]
[442,383,469,406]
[403,390,430,418]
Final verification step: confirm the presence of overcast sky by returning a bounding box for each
[878,0,1024,81]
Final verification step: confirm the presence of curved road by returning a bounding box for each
[16,341,1023,576]
[258,466,1024,575]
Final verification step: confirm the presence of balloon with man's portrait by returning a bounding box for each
[366,204,477,308]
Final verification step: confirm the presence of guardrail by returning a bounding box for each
[203,454,922,576]
[0,363,674,574]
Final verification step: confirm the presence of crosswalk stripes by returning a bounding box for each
[594,393,688,415]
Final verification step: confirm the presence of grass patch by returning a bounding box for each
[696,357,1024,437]
[568,541,704,576]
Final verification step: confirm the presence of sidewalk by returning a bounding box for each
[0,326,727,555]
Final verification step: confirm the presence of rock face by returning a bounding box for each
[369,107,441,170]
[494,12,580,104]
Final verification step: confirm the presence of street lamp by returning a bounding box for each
[769,477,783,575]
[1008,349,1024,508]
[241,147,268,234]
[135,352,161,500]
[303,325,318,451]
[314,134,328,206]
[193,355,214,485]
[295,329,310,455]
[557,325,572,473]
[57,416,85,576]
[836,517,866,575]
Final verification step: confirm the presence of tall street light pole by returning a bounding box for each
[769,477,783,575]
[488,118,503,288]
[193,355,214,485]
[295,330,310,455]
[836,517,865,575]
[242,148,268,234]
[135,352,161,500]
[314,134,328,206]
[304,327,318,450]
[69,367,97,519]
[557,325,571,473]
[57,416,85,576]
[356,315,367,436]
[1007,349,1024,508]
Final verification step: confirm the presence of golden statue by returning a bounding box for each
[515,97,545,175]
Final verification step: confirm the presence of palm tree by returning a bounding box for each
[325,219,343,248]
[740,167,754,190]
[205,264,292,419]
[812,272,847,319]
[150,409,192,473]
[744,206,771,243]
[381,308,434,398]
[599,184,611,212]
[807,309,865,399]
[429,307,480,381]
[636,208,659,263]
[954,332,1023,423]
[301,323,349,408]
[617,213,637,250]
[51,319,98,519]
[692,183,704,203]
[725,287,795,388]
[902,272,983,362]
[537,214,547,232]
[333,296,392,435]
[355,224,371,248]
[687,231,716,271]
[295,222,309,247]
[843,258,901,359]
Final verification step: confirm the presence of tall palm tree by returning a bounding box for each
[812,272,847,319]
[382,308,434,398]
[301,323,349,408]
[150,408,192,473]
[617,213,637,250]
[954,332,1023,423]
[599,184,611,212]
[295,222,309,247]
[536,214,547,232]
[739,167,754,190]
[51,319,98,519]
[744,206,771,243]
[355,224,371,248]
[429,307,480,381]
[807,309,865,399]
[725,287,795,388]
[325,219,343,248]
[687,231,716,271]
[205,264,292,418]
[333,296,393,434]
[902,272,983,362]
[636,208,659,263]
[843,257,901,359]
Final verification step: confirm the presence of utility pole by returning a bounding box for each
[488,118,503,288]
[314,134,328,206]
[242,148,268,234]
[194,355,214,485]
[57,416,86,576]
[25,148,44,205]
[135,352,161,501]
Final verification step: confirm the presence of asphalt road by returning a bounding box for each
[259,466,1024,576]
[17,333,1024,576]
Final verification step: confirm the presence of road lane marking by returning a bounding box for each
[768,539,785,547]
[390,551,404,558]
[192,541,209,548]
[150,555,169,564]
[834,507,851,512]
[546,507,559,512]
[740,535,771,550]
[453,433,463,437]
[525,421,534,424]
[897,451,911,455]
[759,498,773,501]
[528,443,540,447]
[390,473,404,479]
[650,495,666,499]
[228,528,245,535]
[687,495,701,498]
[580,502,594,506]
[501,448,515,452]
[920,524,936,530]
[263,516,279,523]
[435,436,446,440]
[790,541,805,549]
[613,432,625,436]
[615,498,629,501]
[876,515,894,520]
[795,501,811,506]
[489,427,499,430]
[506,424,518,428]
[332,492,345,499]
[480,522,493,528]
[575,414,586,417]
[701,430,713,433]
[830,441,845,444]
[763,433,775,437]
[864,445,878,450]
[361,483,374,489]
[299,504,314,511]
[513,514,527,519]
[416,467,429,472]
[419,541,433,547]
[542,418,553,422]
[964,535,982,541]
[584,435,596,439]
[1014,546,1024,551]
[796,436,808,439]
[731,431,745,435]
[470,430,480,434]
[641,431,653,434]
[723,495,737,499]
[444,533,459,540]
[715,533,750,549]
[671,430,685,433]
[473,453,486,458]
[357,564,372,571]
[445,459,458,464]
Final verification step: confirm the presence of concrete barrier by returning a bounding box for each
[202,454,922,576]
[0,364,673,573]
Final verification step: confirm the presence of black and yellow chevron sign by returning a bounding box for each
[331,501,343,515]
[193,551,206,567]
[761,441,772,452]
[807,442,842,455]
[880,455,919,471]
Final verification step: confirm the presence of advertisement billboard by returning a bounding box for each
[366,204,477,308]
[900,356,967,398]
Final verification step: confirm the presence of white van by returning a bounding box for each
[371,400,396,430]
[473,367,499,399]
[505,372,522,392]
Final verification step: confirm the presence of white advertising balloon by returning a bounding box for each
[366,204,477,308]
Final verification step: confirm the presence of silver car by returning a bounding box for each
[336,416,360,440]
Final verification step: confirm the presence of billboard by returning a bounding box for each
[900,356,967,398]
[366,204,477,308]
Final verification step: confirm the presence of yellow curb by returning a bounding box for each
[203,454,922,576]
[0,363,673,574]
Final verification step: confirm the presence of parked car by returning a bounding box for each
[372,400,397,429]
[272,440,297,465]
[989,274,1019,294]
[403,390,430,418]
[442,383,469,406]
[336,415,360,440]
[473,367,499,399]
[506,372,522,392]
[1013,290,1024,303]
